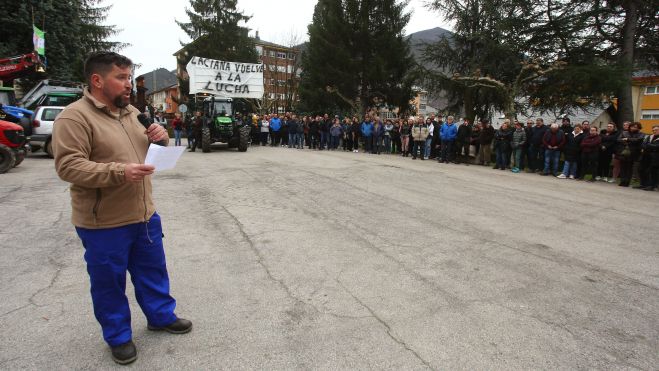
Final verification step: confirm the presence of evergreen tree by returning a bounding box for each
[300,0,416,116]
[421,0,522,121]
[497,0,657,125]
[299,0,358,114]
[578,0,658,125]
[422,0,626,122]
[176,0,259,102]
[0,0,122,84]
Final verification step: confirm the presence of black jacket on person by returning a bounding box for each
[457,123,472,143]
[479,125,495,145]
[470,127,481,144]
[493,128,513,151]
[523,126,533,148]
[530,125,548,146]
[287,119,298,133]
[320,119,331,133]
[309,120,319,134]
[600,130,618,155]
[432,122,441,143]
[563,131,584,161]
[642,135,659,166]
[616,131,645,160]
[351,122,361,139]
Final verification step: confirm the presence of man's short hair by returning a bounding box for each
[84,51,132,85]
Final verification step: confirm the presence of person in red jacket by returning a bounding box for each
[171,113,183,146]
[580,127,602,181]
[541,123,566,176]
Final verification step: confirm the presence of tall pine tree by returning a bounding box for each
[0,0,123,84]
[300,0,416,116]
[422,0,522,121]
[176,0,259,101]
[422,0,641,123]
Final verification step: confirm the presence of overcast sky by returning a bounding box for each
[104,0,451,77]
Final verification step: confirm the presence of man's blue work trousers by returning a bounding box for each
[75,212,177,347]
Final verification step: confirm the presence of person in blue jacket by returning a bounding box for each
[269,114,282,146]
[361,115,374,153]
[439,115,458,163]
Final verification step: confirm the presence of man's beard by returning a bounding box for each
[113,94,130,109]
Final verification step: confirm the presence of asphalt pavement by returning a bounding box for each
[1,144,657,370]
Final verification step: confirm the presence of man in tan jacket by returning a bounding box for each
[52,52,191,365]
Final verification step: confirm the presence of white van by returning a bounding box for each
[29,106,64,158]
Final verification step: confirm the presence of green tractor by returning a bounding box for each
[201,97,250,153]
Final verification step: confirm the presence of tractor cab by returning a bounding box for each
[199,97,250,153]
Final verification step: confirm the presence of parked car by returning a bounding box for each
[29,106,64,158]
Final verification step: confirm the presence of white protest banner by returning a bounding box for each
[187,56,264,99]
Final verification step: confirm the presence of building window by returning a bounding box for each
[277,80,285,86]
[641,110,659,119]
[269,50,276,57]
[288,53,295,60]
[645,86,658,95]
[276,52,287,59]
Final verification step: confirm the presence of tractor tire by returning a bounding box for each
[45,139,54,158]
[13,148,26,167]
[201,127,211,153]
[0,144,17,174]
[238,127,250,152]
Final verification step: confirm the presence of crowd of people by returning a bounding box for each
[182,111,659,191]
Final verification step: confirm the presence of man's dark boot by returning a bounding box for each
[148,318,192,334]
[111,340,137,365]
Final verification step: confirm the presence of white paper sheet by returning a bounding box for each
[144,144,186,172]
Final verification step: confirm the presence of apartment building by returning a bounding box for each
[254,34,302,114]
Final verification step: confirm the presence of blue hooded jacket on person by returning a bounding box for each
[270,117,282,132]
[361,121,374,137]
[440,122,458,141]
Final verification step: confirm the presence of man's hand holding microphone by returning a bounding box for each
[138,113,169,145]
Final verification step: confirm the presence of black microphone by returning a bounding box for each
[137,113,167,146]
